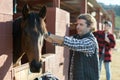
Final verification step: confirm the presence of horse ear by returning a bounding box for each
[39,6,47,19]
[22,4,30,19]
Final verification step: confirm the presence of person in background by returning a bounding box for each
[93,21,116,80]
[44,14,99,80]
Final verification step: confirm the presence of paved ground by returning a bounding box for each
[100,39,120,80]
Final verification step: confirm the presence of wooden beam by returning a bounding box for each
[60,1,78,12]
[53,0,60,8]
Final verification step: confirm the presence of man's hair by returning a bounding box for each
[104,21,112,27]
[77,14,97,31]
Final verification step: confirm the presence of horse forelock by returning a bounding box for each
[22,12,45,34]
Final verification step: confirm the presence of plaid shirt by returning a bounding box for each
[63,36,96,55]
[93,31,116,62]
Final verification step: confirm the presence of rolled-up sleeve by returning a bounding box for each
[64,36,96,54]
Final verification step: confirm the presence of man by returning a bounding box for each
[93,21,116,80]
[44,14,99,80]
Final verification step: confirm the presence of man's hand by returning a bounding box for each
[105,33,110,43]
[44,32,64,45]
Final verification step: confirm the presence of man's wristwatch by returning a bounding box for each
[48,32,51,36]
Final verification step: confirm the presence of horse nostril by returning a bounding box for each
[30,59,42,73]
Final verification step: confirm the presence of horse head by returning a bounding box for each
[13,4,47,72]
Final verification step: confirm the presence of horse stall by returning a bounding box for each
[12,2,70,80]
[12,7,70,80]
[13,63,43,80]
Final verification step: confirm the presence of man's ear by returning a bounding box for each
[39,6,47,19]
[22,4,30,19]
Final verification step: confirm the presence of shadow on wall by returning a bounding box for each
[0,21,12,80]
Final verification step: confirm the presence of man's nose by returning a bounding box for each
[76,25,80,29]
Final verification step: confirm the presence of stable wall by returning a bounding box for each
[0,0,13,80]
[45,7,70,80]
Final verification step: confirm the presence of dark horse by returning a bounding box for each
[13,4,47,72]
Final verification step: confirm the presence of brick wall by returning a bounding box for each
[0,0,13,80]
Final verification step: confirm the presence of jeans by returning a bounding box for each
[99,57,111,80]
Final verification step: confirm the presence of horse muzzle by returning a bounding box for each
[29,59,42,73]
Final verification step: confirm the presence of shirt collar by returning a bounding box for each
[77,32,92,39]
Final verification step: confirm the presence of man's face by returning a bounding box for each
[76,19,90,36]
[104,24,111,31]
